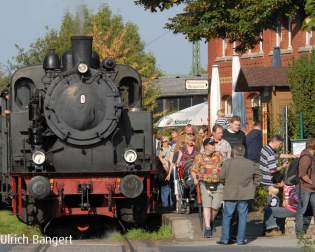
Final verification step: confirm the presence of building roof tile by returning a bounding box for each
[236,66,289,91]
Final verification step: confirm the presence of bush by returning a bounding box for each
[289,51,315,138]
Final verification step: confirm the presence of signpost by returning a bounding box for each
[185,79,211,136]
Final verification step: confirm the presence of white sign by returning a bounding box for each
[185,79,208,90]
[292,141,306,156]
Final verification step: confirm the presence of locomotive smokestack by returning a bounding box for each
[71,35,93,67]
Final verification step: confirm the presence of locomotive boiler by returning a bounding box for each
[0,36,157,235]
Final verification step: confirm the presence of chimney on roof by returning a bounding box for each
[272,47,281,67]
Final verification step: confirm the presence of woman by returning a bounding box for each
[174,134,198,202]
[159,136,173,208]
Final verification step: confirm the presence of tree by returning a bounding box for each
[304,0,315,31]
[10,5,160,112]
[288,51,315,138]
[0,65,9,91]
[135,0,306,52]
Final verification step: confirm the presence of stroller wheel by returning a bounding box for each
[185,205,191,214]
[176,200,182,214]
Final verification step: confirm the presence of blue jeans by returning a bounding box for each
[220,200,248,243]
[161,185,172,207]
[295,188,315,235]
[264,207,296,230]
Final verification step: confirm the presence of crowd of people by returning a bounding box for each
[155,109,315,245]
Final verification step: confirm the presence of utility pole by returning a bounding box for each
[192,41,200,76]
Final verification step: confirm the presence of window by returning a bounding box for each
[14,78,34,109]
[250,94,261,123]
[306,31,313,47]
[155,98,163,113]
[288,18,292,49]
[167,97,179,112]
[192,95,207,106]
[276,23,282,47]
[222,39,227,57]
[179,96,191,110]
[222,95,232,116]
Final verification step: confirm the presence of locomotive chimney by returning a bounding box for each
[71,35,93,68]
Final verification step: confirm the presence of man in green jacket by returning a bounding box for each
[217,145,262,245]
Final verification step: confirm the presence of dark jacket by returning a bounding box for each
[220,156,262,201]
[245,129,262,162]
[223,129,246,149]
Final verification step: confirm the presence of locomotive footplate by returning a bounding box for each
[77,183,92,210]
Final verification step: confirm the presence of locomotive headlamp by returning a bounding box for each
[77,63,88,74]
[124,149,137,163]
[32,151,46,165]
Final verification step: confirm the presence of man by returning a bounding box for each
[296,138,315,237]
[217,145,262,245]
[191,138,223,238]
[245,121,262,162]
[222,115,246,150]
[197,125,208,153]
[212,124,232,160]
[259,135,295,187]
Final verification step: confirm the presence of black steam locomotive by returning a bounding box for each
[0,36,157,234]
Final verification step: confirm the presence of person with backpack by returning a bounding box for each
[295,138,315,237]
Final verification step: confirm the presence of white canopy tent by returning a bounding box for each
[156,102,208,127]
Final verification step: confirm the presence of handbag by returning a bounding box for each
[203,182,219,191]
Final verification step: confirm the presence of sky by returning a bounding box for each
[0,0,208,75]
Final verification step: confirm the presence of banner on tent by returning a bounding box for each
[164,117,192,127]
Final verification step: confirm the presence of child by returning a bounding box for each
[215,109,230,129]
[267,186,280,208]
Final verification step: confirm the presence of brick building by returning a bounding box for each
[208,17,313,130]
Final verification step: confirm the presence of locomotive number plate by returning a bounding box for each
[80,94,86,104]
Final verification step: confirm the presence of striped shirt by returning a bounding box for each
[259,145,278,186]
[215,118,230,129]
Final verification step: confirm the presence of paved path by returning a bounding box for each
[0,237,304,252]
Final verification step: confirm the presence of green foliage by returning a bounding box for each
[111,224,172,241]
[254,185,268,210]
[135,0,305,52]
[135,0,182,12]
[304,0,315,31]
[288,51,315,138]
[10,4,160,112]
[0,65,10,91]
[298,235,315,252]
[0,210,41,237]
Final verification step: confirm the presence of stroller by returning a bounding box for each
[173,160,196,214]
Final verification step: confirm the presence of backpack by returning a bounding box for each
[284,154,313,186]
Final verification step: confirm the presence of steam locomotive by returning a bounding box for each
[0,36,157,234]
